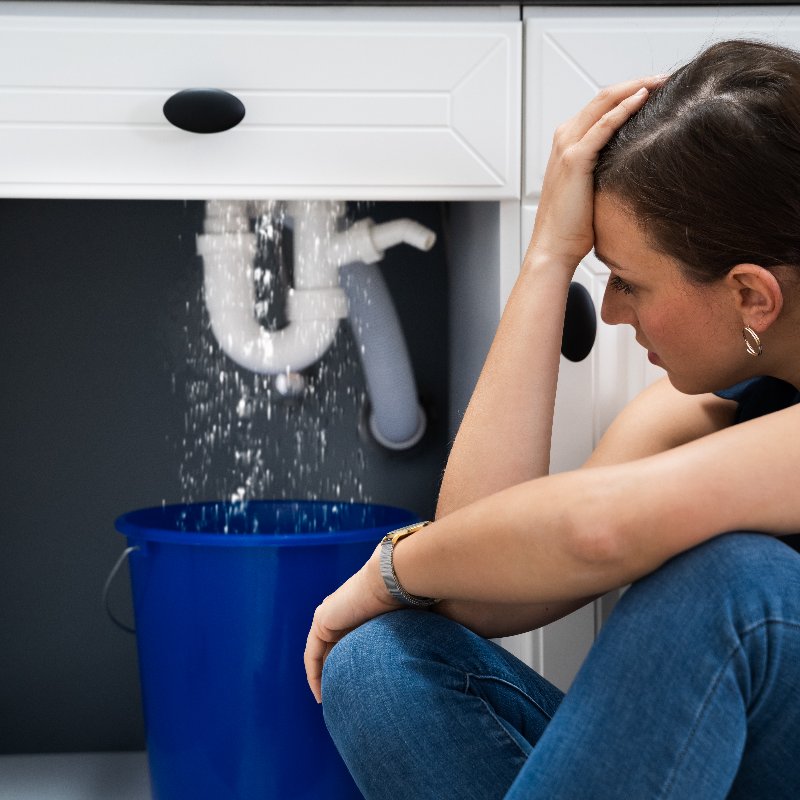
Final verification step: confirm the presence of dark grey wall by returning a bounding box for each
[0,199,448,754]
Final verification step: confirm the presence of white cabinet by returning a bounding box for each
[0,3,520,200]
[515,4,800,691]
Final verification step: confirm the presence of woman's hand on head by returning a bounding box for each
[524,76,665,273]
[304,544,402,704]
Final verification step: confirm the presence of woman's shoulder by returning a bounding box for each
[584,377,737,467]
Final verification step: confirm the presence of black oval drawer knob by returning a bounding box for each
[163,88,245,134]
[561,281,597,362]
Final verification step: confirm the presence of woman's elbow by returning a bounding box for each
[564,477,628,578]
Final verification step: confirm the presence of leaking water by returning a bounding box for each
[173,201,374,530]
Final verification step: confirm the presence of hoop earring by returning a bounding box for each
[743,326,762,357]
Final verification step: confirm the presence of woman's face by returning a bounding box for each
[593,193,748,395]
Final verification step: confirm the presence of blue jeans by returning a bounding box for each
[322,533,800,799]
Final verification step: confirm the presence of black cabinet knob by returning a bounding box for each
[561,282,597,362]
[163,88,245,134]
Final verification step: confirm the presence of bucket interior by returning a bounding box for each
[115,499,419,546]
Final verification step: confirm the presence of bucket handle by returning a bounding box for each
[102,546,140,634]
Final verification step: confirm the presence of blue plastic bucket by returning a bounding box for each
[114,500,418,800]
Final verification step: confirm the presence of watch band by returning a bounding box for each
[379,521,438,608]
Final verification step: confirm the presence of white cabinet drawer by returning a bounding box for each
[0,3,521,200]
[524,5,800,199]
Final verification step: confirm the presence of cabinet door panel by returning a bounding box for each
[525,7,800,198]
[0,4,521,199]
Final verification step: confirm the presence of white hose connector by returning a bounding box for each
[326,217,437,267]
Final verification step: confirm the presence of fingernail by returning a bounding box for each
[635,87,648,97]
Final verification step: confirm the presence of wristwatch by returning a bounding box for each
[379,521,439,608]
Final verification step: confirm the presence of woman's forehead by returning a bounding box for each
[593,194,655,271]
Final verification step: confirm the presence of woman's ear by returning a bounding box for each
[724,264,784,333]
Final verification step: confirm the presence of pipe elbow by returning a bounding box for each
[207,313,340,375]
[198,201,436,381]
[199,231,344,374]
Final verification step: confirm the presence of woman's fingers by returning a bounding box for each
[525,75,666,269]
[551,81,661,177]
[304,616,327,703]
[305,611,346,704]
[561,75,666,143]
[579,85,652,153]
[524,73,667,269]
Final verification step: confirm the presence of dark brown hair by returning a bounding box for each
[595,39,800,283]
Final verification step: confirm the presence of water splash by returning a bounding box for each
[174,201,373,514]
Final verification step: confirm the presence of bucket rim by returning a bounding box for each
[114,499,420,548]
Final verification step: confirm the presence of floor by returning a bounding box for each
[0,752,150,800]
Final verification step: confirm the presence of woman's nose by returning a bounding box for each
[600,283,633,326]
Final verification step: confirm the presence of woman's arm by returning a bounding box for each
[436,257,570,517]
[432,76,666,633]
[395,399,800,606]
[433,378,738,635]
[431,256,593,637]
[438,77,662,515]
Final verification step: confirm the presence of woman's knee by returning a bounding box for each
[323,613,398,694]
[322,609,472,698]
[322,614,393,743]
[321,610,446,742]
[620,532,800,626]
[322,612,435,701]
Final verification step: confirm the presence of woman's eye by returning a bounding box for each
[608,274,634,295]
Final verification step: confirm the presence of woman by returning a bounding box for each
[305,39,800,799]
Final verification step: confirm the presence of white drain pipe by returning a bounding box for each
[197,200,436,448]
[199,200,346,373]
[340,261,427,450]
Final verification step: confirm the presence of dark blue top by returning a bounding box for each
[716,377,800,552]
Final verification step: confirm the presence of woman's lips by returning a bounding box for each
[635,335,662,367]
